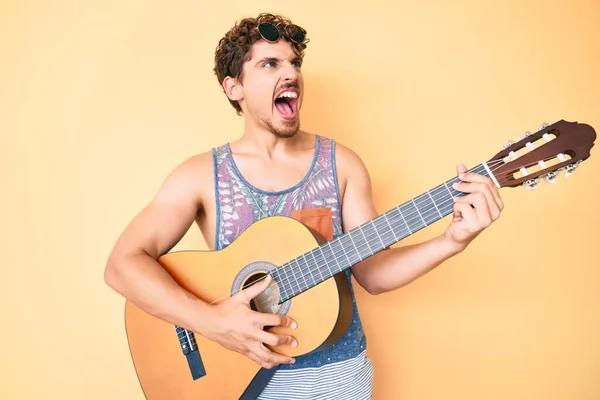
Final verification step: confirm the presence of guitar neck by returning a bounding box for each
[274,162,495,304]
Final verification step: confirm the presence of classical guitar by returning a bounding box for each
[124,120,595,399]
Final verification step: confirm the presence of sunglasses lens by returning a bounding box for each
[258,23,279,41]
[288,25,305,43]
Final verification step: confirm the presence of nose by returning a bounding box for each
[281,61,300,81]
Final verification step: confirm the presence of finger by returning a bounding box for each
[453,205,462,221]
[456,165,504,210]
[456,165,492,187]
[452,195,463,220]
[237,274,272,304]
[255,342,295,366]
[255,330,298,348]
[452,182,500,218]
[243,349,270,368]
[453,181,498,219]
[478,181,503,214]
[452,201,479,228]
[489,185,504,212]
[455,193,491,226]
[456,163,490,184]
[468,174,503,212]
[260,312,297,329]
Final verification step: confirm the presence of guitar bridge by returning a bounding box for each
[175,325,206,380]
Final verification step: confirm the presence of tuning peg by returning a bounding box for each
[544,170,558,184]
[502,140,514,150]
[519,131,532,141]
[565,164,576,178]
[523,178,538,189]
[537,122,549,132]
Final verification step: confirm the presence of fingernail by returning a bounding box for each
[452,183,458,188]
[290,358,296,364]
[291,340,298,347]
[291,321,297,329]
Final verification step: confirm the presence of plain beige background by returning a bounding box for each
[2,0,599,399]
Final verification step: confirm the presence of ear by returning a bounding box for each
[222,76,243,102]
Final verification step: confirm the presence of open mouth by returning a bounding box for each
[274,90,298,120]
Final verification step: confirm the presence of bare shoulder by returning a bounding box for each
[108,149,216,260]
[171,150,214,179]
[332,140,369,169]
[159,150,214,203]
[331,139,373,198]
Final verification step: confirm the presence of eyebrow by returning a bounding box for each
[255,56,302,66]
[255,57,278,66]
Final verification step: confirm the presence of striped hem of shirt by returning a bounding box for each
[257,349,374,400]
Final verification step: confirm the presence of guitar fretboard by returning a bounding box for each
[272,163,491,303]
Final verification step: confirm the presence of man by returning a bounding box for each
[104,12,504,399]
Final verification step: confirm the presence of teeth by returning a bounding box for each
[277,91,297,99]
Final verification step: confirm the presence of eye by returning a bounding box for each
[264,60,277,68]
[292,59,302,68]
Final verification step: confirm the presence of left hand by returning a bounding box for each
[444,163,504,251]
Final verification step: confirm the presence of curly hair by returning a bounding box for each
[213,13,309,115]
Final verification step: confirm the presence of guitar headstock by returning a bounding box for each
[487,120,596,189]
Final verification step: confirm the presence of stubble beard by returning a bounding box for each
[261,116,300,139]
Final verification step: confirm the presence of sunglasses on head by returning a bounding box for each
[258,22,307,44]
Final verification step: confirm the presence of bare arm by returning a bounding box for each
[104,153,298,369]
[336,143,504,295]
[104,154,213,332]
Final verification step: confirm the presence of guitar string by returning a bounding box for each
[205,156,559,308]
[258,163,497,305]
[245,162,503,309]
[208,159,508,308]
[211,161,503,306]
[221,158,549,311]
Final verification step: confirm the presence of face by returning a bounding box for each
[228,39,304,138]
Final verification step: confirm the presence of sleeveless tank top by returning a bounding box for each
[211,135,371,378]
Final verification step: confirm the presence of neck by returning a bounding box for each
[237,121,306,158]
[271,162,496,304]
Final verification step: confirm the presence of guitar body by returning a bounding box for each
[124,216,354,399]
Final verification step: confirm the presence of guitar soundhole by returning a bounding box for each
[231,261,291,320]
[245,272,280,314]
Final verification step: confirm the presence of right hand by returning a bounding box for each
[203,274,298,369]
